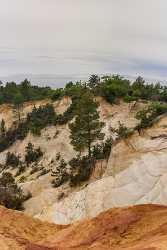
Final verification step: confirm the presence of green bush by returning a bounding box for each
[136,102,167,130]
[69,156,95,187]
[0,172,30,210]
[111,122,133,139]
[0,79,52,104]
[25,143,43,165]
[27,104,56,136]
[0,121,29,153]
[123,95,138,103]
[52,159,69,188]
[92,138,113,160]
[101,75,130,104]
[5,152,21,168]
[51,88,64,101]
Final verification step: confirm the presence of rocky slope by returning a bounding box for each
[3,97,167,226]
[1,204,167,250]
[0,96,147,224]
[36,114,167,224]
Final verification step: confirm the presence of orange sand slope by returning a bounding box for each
[1,204,167,250]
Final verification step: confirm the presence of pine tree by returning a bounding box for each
[88,74,100,89]
[69,91,104,157]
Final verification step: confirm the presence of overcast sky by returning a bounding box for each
[0,0,167,86]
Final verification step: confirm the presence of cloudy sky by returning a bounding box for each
[0,0,167,86]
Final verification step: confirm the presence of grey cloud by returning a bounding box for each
[0,0,166,86]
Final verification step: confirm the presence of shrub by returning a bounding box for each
[27,104,56,136]
[123,95,138,103]
[0,172,30,210]
[69,156,95,187]
[111,122,133,139]
[56,103,75,125]
[51,88,63,101]
[25,143,43,165]
[5,152,21,168]
[52,159,69,188]
[92,138,113,160]
[101,75,130,104]
[0,102,75,153]
[0,121,29,153]
[136,102,167,130]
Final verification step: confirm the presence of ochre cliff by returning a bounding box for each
[0,204,167,250]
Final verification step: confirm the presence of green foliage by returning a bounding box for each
[0,79,52,104]
[123,95,138,103]
[69,91,104,156]
[92,138,113,160]
[0,172,29,210]
[5,152,21,168]
[101,75,131,104]
[0,121,29,153]
[136,102,167,129]
[69,156,95,187]
[56,102,75,125]
[51,88,64,101]
[64,81,84,98]
[27,104,56,135]
[111,122,133,140]
[0,102,75,153]
[52,159,69,188]
[93,74,164,104]
[88,75,100,91]
[25,142,43,165]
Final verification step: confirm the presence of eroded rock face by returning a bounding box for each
[36,115,167,225]
[0,97,156,225]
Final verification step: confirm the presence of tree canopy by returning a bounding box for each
[69,91,104,157]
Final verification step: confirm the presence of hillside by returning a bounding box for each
[0,204,167,250]
[0,95,147,221]
[1,76,167,227]
[1,93,167,225]
[40,113,167,224]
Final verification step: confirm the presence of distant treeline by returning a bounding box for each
[0,79,53,104]
[1,75,167,105]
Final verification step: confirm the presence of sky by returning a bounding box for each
[0,0,167,87]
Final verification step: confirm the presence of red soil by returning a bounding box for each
[1,204,167,250]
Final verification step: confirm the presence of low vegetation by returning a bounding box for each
[5,152,21,168]
[111,122,133,140]
[69,156,95,187]
[0,172,31,210]
[136,102,167,130]
[52,159,69,188]
[25,142,43,166]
